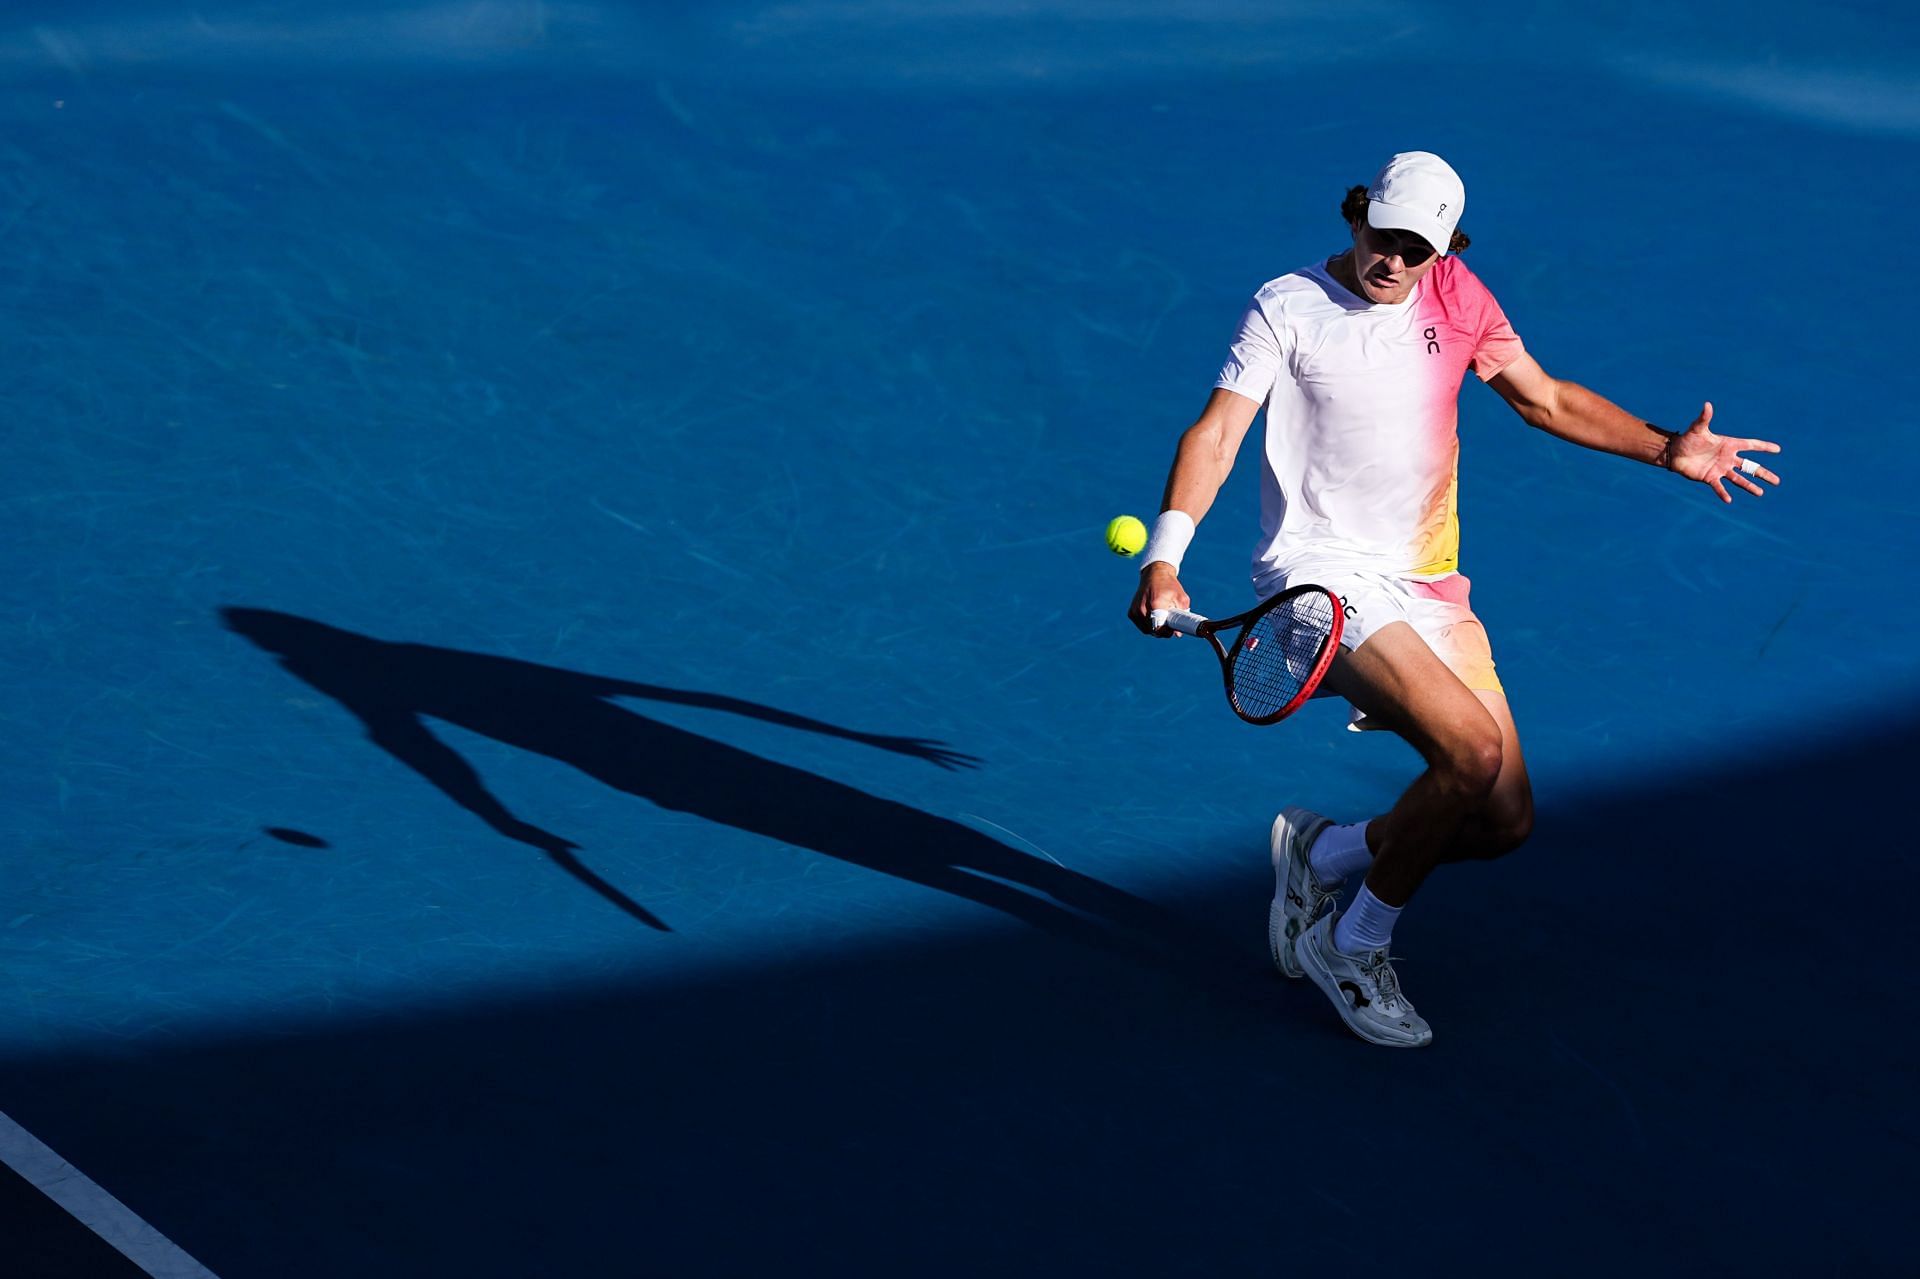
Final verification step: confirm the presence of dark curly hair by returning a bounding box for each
[1341,184,1470,254]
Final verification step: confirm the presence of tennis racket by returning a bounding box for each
[1149,584,1344,725]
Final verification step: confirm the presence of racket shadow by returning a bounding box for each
[220,607,1187,955]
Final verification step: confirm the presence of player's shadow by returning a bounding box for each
[221,607,1174,948]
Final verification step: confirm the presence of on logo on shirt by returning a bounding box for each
[1423,325,1440,355]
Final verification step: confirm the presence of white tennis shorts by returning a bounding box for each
[1263,569,1503,724]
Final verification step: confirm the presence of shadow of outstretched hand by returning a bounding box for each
[860,735,982,771]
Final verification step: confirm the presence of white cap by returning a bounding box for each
[1365,151,1466,257]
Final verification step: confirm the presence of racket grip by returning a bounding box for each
[1149,607,1208,635]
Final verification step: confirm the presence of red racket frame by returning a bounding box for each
[1187,584,1345,725]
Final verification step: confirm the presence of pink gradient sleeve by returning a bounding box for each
[1463,272,1524,382]
[1433,259,1525,381]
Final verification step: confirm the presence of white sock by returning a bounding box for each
[1308,820,1372,887]
[1333,884,1401,955]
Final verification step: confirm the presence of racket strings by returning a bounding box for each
[1228,592,1336,720]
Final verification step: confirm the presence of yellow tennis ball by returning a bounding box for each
[1105,514,1147,557]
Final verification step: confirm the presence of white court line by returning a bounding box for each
[0,1109,220,1278]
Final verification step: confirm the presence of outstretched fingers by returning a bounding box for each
[1741,440,1783,485]
[1731,438,1782,497]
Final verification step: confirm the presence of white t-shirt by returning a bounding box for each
[1214,254,1525,589]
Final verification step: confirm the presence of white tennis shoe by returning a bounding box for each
[1295,913,1433,1049]
[1268,806,1337,980]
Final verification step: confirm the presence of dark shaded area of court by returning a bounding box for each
[5,712,1912,1275]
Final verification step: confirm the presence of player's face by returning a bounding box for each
[1348,220,1443,304]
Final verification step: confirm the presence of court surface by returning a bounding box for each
[3,2,1917,1274]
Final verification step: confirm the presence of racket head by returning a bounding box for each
[1213,585,1344,725]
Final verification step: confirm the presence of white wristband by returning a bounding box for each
[1140,509,1196,571]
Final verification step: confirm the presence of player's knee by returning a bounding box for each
[1437,732,1503,802]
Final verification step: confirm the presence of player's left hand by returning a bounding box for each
[1665,401,1782,502]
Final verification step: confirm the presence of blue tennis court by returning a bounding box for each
[3,2,1916,1273]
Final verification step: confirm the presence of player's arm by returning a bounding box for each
[1488,353,1782,503]
[1128,387,1263,634]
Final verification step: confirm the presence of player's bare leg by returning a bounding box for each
[1349,682,1534,868]
[1318,622,1508,906]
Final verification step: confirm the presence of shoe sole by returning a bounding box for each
[1267,807,1327,980]
[1296,924,1433,1049]
[1268,812,1304,979]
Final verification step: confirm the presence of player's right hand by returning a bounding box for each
[1129,562,1190,636]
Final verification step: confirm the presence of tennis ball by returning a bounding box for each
[1106,514,1147,557]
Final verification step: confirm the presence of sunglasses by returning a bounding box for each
[1367,225,1438,267]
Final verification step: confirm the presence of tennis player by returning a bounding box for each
[1128,152,1781,1047]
